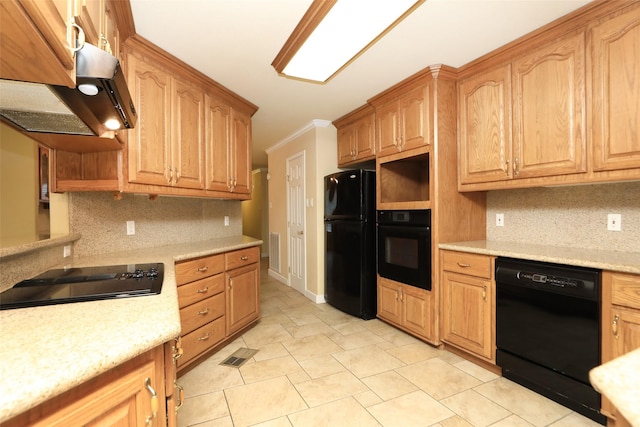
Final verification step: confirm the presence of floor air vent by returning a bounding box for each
[219,348,259,368]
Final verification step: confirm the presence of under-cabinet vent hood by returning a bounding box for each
[0,43,137,137]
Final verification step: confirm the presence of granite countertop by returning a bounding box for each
[439,240,640,274]
[590,348,640,427]
[0,235,262,423]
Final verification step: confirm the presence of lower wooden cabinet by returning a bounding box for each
[5,345,173,427]
[378,276,434,341]
[600,271,640,424]
[440,250,495,363]
[175,245,260,373]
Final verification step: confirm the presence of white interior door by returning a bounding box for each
[287,152,305,294]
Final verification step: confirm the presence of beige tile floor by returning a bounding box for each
[176,260,603,427]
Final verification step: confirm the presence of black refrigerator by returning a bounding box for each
[324,169,376,320]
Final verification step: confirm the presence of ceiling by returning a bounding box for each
[129,0,593,168]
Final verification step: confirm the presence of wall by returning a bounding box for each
[68,192,242,257]
[242,168,269,257]
[486,181,640,252]
[0,124,38,243]
[266,120,338,302]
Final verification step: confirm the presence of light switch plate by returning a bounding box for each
[607,213,621,231]
[496,213,505,227]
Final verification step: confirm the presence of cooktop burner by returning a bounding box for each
[0,263,164,310]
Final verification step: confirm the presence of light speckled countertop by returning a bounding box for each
[590,348,640,427]
[439,240,640,274]
[0,235,261,423]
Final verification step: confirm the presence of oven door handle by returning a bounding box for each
[378,224,430,233]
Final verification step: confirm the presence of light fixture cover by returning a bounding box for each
[273,0,423,82]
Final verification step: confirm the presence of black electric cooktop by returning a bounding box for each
[0,263,164,310]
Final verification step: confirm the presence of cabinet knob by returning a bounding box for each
[241,255,249,261]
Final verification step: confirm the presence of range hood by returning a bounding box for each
[0,43,137,138]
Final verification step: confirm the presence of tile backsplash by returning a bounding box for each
[69,193,242,257]
[487,181,640,252]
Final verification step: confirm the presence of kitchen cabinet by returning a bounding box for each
[127,50,205,190]
[175,246,260,373]
[457,1,640,191]
[0,0,77,87]
[441,251,495,363]
[73,0,119,57]
[457,64,512,185]
[4,344,173,427]
[373,84,431,158]
[225,246,260,336]
[205,95,252,195]
[590,4,640,174]
[601,271,640,425]
[378,277,434,341]
[51,36,257,200]
[333,104,376,167]
[458,31,586,189]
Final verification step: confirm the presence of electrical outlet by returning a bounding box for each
[224,216,230,226]
[63,245,71,258]
[496,213,505,227]
[126,220,135,235]
[607,213,622,231]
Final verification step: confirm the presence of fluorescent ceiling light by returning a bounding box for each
[272,0,424,83]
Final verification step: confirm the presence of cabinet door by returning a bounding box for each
[591,6,640,172]
[376,101,400,157]
[458,64,513,184]
[173,79,205,189]
[610,306,640,359]
[205,94,232,192]
[337,124,356,166]
[73,0,102,46]
[1,0,76,87]
[127,53,172,186]
[402,284,431,339]
[16,356,164,427]
[226,263,259,335]
[378,279,402,325]
[512,31,586,179]
[231,109,252,195]
[399,85,430,152]
[354,113,376,161]
[442,271,494,361]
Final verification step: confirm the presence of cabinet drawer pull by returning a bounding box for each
[175,382,185,413]
[198,333,211,341]
[457,262,471,268]
[197,287,209,294]
[613,314,619,339]
[144,377,159,425]
[69,23,85,53]
[240,256,249,261]
[172,337,183,361]
[197,266,209,273]
[198,308,209,315]
[482,286,487,301]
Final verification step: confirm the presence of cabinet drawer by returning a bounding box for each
[610,272,640,310]
[175,254,224,285]
[442,251,493,278]
[225,246,259,270]
[180,293,225,335]
[178,274,224,308]
[178,317,225,368]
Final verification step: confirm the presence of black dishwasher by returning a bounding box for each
[495,257,606,425]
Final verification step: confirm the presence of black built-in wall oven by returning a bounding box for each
[377,210,431,290]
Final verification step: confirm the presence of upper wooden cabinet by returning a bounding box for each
[205,95,252,195]
[333,104,375,167]
[591,5,640,173]
[458,64,512,185]
[373,84,431,157]
[73,0,119,57]
[0,0,77,87]
[458,31,586,188]
[458,1,640,191]
[52,36,257,200]
[512,32,586,179]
